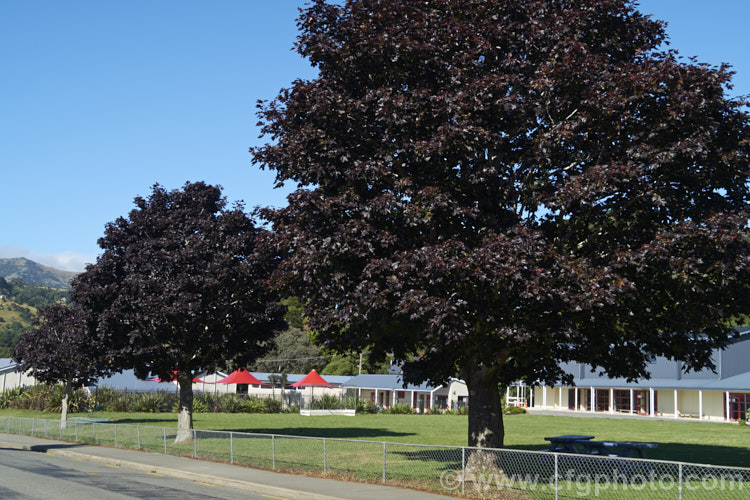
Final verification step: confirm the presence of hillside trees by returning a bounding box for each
[253,327,326,374]
[12,305,110,426]
[72,182,286,442]
[252,0,750,448]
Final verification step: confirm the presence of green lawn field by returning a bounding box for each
[2,409,749,468]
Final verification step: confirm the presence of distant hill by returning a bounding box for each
[0,257,77,289]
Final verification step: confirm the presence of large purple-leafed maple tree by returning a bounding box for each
[13,305,111,427]
[252,0,750,448]
[72,182,286,442]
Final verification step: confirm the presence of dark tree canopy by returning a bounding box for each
[252,0,750,447]
[12,304,110,423]
[13,304,108,388]
[72,182,286,438]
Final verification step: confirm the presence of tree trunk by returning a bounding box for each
[175,373,194,443]
[60,382,71,430]
[462,363,504,449]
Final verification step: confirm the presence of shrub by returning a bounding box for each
[193,393,218,413]
[93,387,134,412]
[383,403,415,415]
[312,394,344,410]
[241,396,268,413]
[133,392,175,413]
[438,406,469,416]
[504,405,526,415]
[356,399,378,414]
[45,385,93,413]
[17,385,52,411]
[0,386,26,409]
[263,398,282,413]
[218,394,245,413]
[282,403,300,414]
[0,384,92,413]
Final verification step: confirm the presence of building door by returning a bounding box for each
[595,389,610,412]
[728,393,750,421]
[614,390,629,412]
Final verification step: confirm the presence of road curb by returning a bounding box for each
[1,439,345,500]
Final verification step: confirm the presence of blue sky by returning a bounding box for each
[1,1,748,272]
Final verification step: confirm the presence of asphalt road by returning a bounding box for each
[0,448,274,500]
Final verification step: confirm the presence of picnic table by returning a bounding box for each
[544,435,595,453]
[544,435,658,458]
[581,441,658,458]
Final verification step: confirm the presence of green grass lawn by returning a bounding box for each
[2,409,749,468]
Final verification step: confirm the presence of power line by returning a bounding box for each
[257,355,331,363]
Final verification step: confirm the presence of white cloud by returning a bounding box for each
[0,246,97,273]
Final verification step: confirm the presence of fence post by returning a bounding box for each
[272,435,276,469]
[163,427,167,455]
[44,419,48,438]
[323,438,327,474]
[461,447,465,495]
[554,453,559,500]
[230,432,234,464]
[31,418,35,436]
[58,420,62,439]
[92,422,96,443]
[193,429,197,458]
[382,442,386,484]
[75,421,78,441]
[679,463,683,500]
[18,417,21,434]
[137,425,141,450]
[115,424,118,447]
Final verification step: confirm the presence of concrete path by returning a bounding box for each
[0,433,454,500]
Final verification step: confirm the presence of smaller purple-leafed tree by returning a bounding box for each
[12,304,110,428]
[71,182,287,442]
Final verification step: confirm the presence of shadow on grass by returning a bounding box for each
[390,448,462,469]
[226,427,415,439]
[108,418,178,425]
[504,443,750,469]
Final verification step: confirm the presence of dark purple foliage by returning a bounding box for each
[13,305,109,387]
[71,182,286,433]
[252,0,750,447]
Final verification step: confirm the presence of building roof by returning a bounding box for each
[545,327,750,392]
[0,358,18,374]
[342,373,440,391]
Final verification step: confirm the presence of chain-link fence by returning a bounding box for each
[2,416,748,499]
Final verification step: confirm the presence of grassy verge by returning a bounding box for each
[2,409,749,467]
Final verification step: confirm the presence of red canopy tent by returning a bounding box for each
[218,367,266,386]
[147,371,205,383]
[290,369,334,388]
[291,370,337,413]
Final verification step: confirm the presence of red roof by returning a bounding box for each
[218,367,266,385]
[290,369,334,388]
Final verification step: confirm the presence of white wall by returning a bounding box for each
[0,368,36,391]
